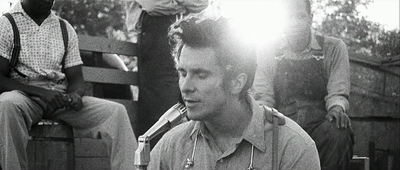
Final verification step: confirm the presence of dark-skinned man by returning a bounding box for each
[0,0,136,169]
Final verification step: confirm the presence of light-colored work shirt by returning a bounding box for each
[124,0,209,42]
[149,96,320,170]
[136,0,209,16]
[0,2,82,81]
[251,31,350,112]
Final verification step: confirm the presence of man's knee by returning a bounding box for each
[316,120,354,146]
[0,94,24,121]
[98,100,129,120]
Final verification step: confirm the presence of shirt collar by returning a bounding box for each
[9,2,27,15]
[275,30,324,60]
[189,95,267,152]
[241,96,267,152]
[310,30,323,51]
[9,2,58,20]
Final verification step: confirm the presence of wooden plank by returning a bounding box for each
[351,120,400,157]
[75,158,110,170]
[78,34,137,56]
[32,140,74,170]
[349,91,400,118]
[82,66,138,85]
[74,138,108,157]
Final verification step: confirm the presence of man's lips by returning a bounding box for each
[183,99,200,106]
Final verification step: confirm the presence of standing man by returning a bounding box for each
[148,15,321,170]
[124,0,209,140]
[251,0,354,169]
[0,0,137,169]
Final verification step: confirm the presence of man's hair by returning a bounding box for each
[168,16,257,100]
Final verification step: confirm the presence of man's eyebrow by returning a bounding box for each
[177,67,211,74]
[192,68,211,74]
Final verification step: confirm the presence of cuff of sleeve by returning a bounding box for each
[326,96,349,112]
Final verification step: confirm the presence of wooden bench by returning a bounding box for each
[76,35,138,170]
[26,35,138,170]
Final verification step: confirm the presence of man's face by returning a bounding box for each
[282,0,312,38]
[177,46,230,121]
[24,0,55,16]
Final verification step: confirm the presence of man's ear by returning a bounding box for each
[230,73,248,95]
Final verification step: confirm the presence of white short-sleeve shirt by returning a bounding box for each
[0,2,82,81]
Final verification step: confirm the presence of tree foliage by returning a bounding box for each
[53,0,399,59]
[53,0,126,38]
[312,0,400,58]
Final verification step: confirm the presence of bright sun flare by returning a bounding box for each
[217,0,287,47]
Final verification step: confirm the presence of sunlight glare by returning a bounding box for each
[219,0,286,47]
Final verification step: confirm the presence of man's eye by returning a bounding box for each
[197,73,208,79]
[178,71,187,77]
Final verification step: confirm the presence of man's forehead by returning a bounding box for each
[178,46,220,70]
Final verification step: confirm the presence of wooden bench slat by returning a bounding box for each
[82,66,138,85]
[78,34,137,56]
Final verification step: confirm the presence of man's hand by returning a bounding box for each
[325,105,351,129]
[66,92,83,111]
[37,89,70,110]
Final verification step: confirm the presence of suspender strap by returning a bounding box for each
[3,13,26,78]
[3,13,20,69]
[272,114,279,170]
[59,19,68,71]
[315,34,325,50]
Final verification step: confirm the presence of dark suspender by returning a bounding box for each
[3,13,24,77]
[315,34,325,50]
[3,13,69,78]
[59,19,69,71]
[272,111,279,170]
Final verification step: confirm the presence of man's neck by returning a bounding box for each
[21,3,49,26]
[203,99,252,152]
[287,29,312,53]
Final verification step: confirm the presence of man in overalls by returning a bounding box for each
[251,0,354,169]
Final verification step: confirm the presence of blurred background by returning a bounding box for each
[1,0,399,61]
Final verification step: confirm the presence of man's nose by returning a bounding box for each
[179,77,195,94]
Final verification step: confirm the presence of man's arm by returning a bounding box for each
[64,65,85,111]
[136,0,209,16]
[281,140,321,170]
[324,39,351,128]
[0,56,69,110]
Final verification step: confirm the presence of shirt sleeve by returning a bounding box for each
[0,16,13,61]
[324,39,350,112]
[250,46,277,107]
[136,0,209,16]
[125,0,142,43]
[281,139,321,170]
[63,20,83,69]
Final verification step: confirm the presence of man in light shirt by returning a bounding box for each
[149,15,320,170]
[251,0,354,169]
